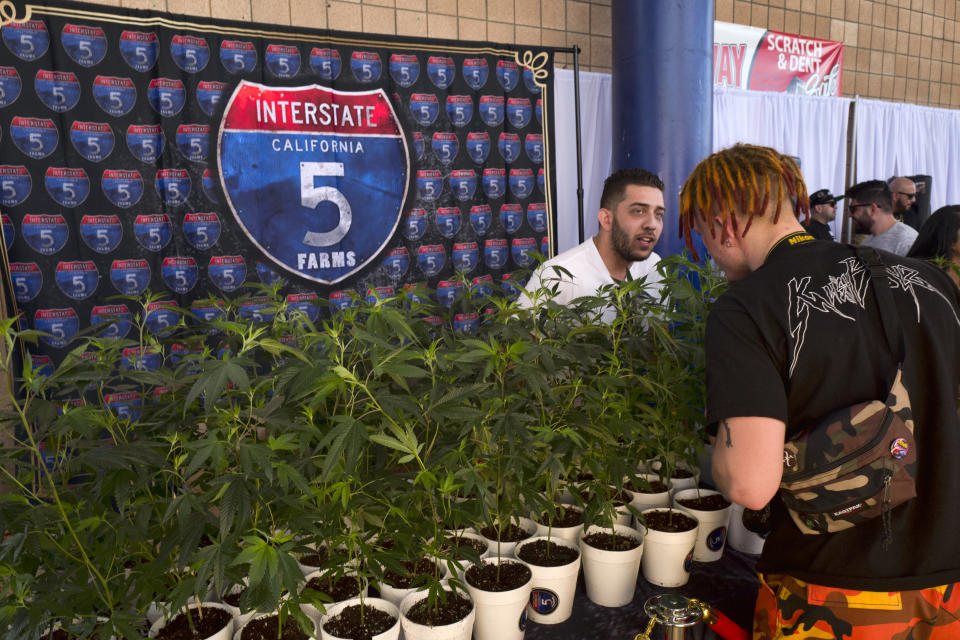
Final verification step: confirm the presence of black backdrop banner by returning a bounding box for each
[0,0,557,369]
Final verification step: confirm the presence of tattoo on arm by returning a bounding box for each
[722,419,733,448]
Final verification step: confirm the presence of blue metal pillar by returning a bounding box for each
[612,0,713,258]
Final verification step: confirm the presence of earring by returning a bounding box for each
[724,240,732,247]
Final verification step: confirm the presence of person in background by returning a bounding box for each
[846,179,918,256]
[680,143,960,639]
[907,205,960,287]
[518,167,664,322]
[889,176,921,230]
[802,189,841,241]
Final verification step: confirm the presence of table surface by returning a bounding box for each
[525,547,760,640]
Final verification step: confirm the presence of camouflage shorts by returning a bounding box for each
[754,573,960,639]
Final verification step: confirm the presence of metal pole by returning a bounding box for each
[572,44,585,247]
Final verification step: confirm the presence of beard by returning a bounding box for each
[852,215,871,234]
[611,215,653,262]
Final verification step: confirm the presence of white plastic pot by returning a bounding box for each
[578,523,645,608]
[218,583,257,629]
[399,585,476,640]
[650,460,701,493]
[478,517,537,559]
[533,503,584,544]
[640,507,699,588]
[726,502,768,555]
[318,597,400,640]
[233,607,313,640]
[300,570,368,626]
[463,558,533,640]
[438,531,491,582]
[672,488,733,562]
[514,535,581,624]
[624,473,672,521]
[149,601,235,640]
[375,559,448,608]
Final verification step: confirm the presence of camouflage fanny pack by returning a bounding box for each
[779,247,916,543]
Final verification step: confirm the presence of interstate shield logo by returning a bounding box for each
[530,588,559,615]
[0,66,22,107]
[218,81,410,285]
[62,24,107,67]
[71,122,114,162]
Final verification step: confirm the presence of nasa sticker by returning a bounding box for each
[197,81,229,116]
[479,95,505,127]
[467,132,490,164]
[156,169,191,206]
[482,168,506,199]
[707,526,727,552]
[287,292,319,322]
[148,78,186,117]
[134,214,173,251]
[90,304,132,339]
[512,237,537,267]
[171,35,209,73]
[71,122,114,162]
[453,241,479,273]
[450,170,477,202]
[11,117,58,159]
[61,24,106,67]
[437,280,461,307]
[55,260,98,300]
[35,70,80,113]
[383,247,409,279]
[2,20,50,62]
[403,208,427,241]
[498,132,520,163]
[463,58,488,90]
[266,44,301,78]
[410,93,439,126]
[126,124,164,163]
[528,203,547,232]
[93,76,136,116]
[351,51,382,82]
[0,66,22,107]
[417,170,443,202]
[208,255,246,292]
[484,238,507,269]
[119,31,159,72]
[80,214,122,253]
[526,134,544,163]
[507,98,532,128]
[102,169,144,208]
[45,167,89,207]
[389,54,419,88]
[221,40,257,74]
[510,168,534,199]
[311,48,341,80]
[177,124,210,162]
[432,132,458,164]
[218,81,410,284]
[496,59,519,91]
[0,165,31,206]
[523,66,540,93]
[35,308,79,349]
[203,169,219,203]
[453,312,479,334]
[500,204,523,234]
[411,131,424,161]
[183,212,221,250]
[470,204,492,236]
[418,244,446,277]
[10,262,43,303]
[2,214,13,249]
[160,256,200,294]
[145,301,179,335]
[110,259,150,295]
[529,588,559,615]
[446,95,473,127]
[436,207,462,239]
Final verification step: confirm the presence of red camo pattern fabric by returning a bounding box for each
[755,573,960,639]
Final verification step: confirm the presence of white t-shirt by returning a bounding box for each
[862,221,919,256]
[517,237,663,322]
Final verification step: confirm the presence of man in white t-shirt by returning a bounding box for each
[847,179,918,256]
[518,168,665,321]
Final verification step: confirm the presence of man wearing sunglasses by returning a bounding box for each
[890,176,921,230]
[847,179,918,256]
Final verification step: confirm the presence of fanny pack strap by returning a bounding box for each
[851,246,905,363]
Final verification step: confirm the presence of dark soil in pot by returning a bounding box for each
[304,574,362,602]
[479,523,532,543]
[581,532,641,551]
[154,606,232,640]
[240,614,309,640]
[382,558,439,589]
[404,591,473,626]
[222,587,245,607]
[624,478,668,494]
[299,547,328,568]
[322,603,396,640]
[644,510,698,533]
[743,504,773,535]
[579,488,632,506]
[677,494,731,511]
[671,468,695,479]
[465,561,531,592]
[537,506,583,528]
[516,539,579,566]
[443,536,488,556]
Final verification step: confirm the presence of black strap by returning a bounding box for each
[852,246,905,362]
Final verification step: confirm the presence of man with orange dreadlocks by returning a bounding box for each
[680,143,960,638]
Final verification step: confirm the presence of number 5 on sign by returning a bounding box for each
[300,161,352,247]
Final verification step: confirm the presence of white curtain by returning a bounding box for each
[854,98,960,213]
[553,67,612,253]
[713,85,852,240]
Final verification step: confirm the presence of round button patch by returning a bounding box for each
[529,588,559,615]
[707,526,727,551]
[890,437,909,460]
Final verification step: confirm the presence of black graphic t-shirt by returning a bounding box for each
[705,239,960,591]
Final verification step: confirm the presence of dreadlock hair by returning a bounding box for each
[679,144,809,260]
[600,167,665,211]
